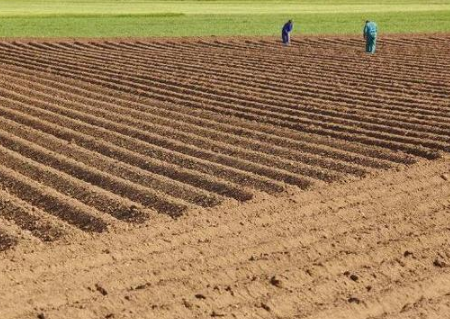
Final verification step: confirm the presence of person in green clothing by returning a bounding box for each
[363,20,378,54]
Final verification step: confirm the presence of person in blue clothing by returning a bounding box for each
[282,20,293,46]
[363,20,378,54]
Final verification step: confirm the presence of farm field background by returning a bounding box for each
[1,1,450,318]
[1,36,450,318]
[0,0,450,37]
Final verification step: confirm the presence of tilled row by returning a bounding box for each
[152,40,450,89]
[0,46,441,160]
[66,40,450,97]
[92,41,449,109]
[0,93,288,193]
[41,41,450,133]
[14,40,450,110]
[1,65,411,168]
[17,41,450,118]
[4,42,447,158]
[0,74,347,182]
[0,67,398,178]
[0,36,448,247]
[0,188,68,242]
[0,229,16,252]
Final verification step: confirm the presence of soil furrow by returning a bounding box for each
[0,47,427,164]
[0,95,285,194]
[0,76,341,183]
[0,47,439,159]
[0,137,152,222]
[0,64,401,170]
[21,43,450,144]
[0,229,17,252]
[0,164,108,232]
[13,43,449,156]
[0,189,70,242]
[0,108,192,217]
[0,116,226,207]
[99,42,450,119]
[50,41,450,143]
[0,81,313,191]
[136,40,450,93]
[0,116,252,203]
[86,41,450,113]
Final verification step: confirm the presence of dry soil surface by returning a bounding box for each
[1,35,450,319]
[1,157,450,319]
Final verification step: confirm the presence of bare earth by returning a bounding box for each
[2,158,450,319]
[0,35,450,318]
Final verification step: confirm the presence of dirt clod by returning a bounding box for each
[211,310,226,317]
[183,299,193,309]
[95,283,108,296]
[433,258,448,268]
[348,297,361,304]
[133,283,149,290]
[403,251,414,257]
[260,302,271,312]
[269,275,284,288]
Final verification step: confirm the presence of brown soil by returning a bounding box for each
[2,157,450,319]
[1,34,450,318]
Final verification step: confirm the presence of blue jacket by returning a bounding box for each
[364,21,377,37]
[282,22,293,34]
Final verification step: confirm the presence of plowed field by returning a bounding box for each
[1,34,450,319]
[1,35,450,245]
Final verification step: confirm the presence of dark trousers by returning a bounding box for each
[366,34,377,53]
[282,31,290,44]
